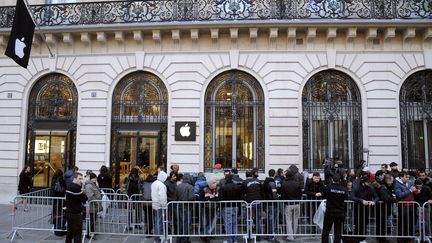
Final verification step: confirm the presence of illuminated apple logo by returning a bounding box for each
[180,123,191,137]
[15,37,26,59]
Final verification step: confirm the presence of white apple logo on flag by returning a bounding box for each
[15,37,26,59]
[180,123,191,137]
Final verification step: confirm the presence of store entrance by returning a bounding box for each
[112,130,165,188]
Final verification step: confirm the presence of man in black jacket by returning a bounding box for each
[221,174,243,243]
[304,172,325,225]
[281,170,302,241]
[65,172,88,243]
[263,169,278,241]
[321,174,348,243]
[243,168,263,241]
[165,171,178,234]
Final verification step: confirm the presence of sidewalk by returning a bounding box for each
[0,203,322,243]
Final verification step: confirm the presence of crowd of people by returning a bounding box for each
[17,160,432,243]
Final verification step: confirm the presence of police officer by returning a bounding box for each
[65,172,88,243]
[321,174,348,243]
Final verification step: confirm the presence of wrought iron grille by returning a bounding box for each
[28,74,78,122]
[204,70,264,171]
[302,70,362,169]
[112,72,168,124]
[0,0,430,28]
[400,70,432,169]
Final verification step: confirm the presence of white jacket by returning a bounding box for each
[151,171,168,210]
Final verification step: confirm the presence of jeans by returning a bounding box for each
[285,204,300,238]
[223,207,238,243]
[177,204,192,243]
[266,204,278,236]
[153,209,164,243]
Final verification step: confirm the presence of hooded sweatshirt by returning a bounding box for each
[289,165,305,190]
[151,171,168,210]
[176,174,195,201]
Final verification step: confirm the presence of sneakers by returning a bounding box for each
[285,237,295,242]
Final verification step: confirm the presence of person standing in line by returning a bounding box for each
[65,172,88,243]
[165,171,178,233]
[84,173,102,240]
[151,171,168,243]
[17,165,32,211]
[220,174,242,243]
[280,170,302,241]
[394,171,417,243]
[51,169,67,236]
[97,165,112,190]
[142,173,156,235]
[321,174,349,243]
[175,173,195,243]
[263,169,279,242]
[243,168,263,242]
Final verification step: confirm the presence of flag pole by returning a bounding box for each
[21,0,55,58]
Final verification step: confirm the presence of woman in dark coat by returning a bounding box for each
[17,165,32,211]
[51,169,67,235]
[97,165,112,190]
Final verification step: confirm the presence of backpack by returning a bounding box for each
[53,181,65,194]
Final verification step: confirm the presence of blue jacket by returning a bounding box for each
[194,176,207,196]
[394,178,412,200]
[64,169,74,188]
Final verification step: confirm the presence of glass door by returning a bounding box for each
[31,130,69,187]
[114,131,159,187]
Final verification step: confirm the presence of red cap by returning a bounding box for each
[213,163,222,169]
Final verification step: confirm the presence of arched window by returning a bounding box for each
[400,70,432,169]
[302,70,362,169]
[204,70,264,171]
[26,74,78,188]
[111,72,168,188]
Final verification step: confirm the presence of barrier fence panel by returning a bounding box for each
[249,200,323,241]
[88,199,130,238]
[342,201,421,242]
[10,195,66,241]
[166,201,249,243]
[99,188,115,194]
[21,188,53,198]
[423,202,432,242]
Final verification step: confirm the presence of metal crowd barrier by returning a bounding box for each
[249,200,323,241]
[9,193,431,243]
[21,188,53,197]
[9,195,66,242]
[165,201,249,243]
[342,201,421,242]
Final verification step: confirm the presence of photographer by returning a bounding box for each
[323,158,346,186]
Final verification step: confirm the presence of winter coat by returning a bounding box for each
[304,179,325,199]
[394,178,413,201]
[242,177,263,203]
[151,171,168,210]
[280,177,302,201]
[142,176,156,201]
[220,181,242,201]
[289,165,305,190]
[164,179,178,202]
[84,180,102,213]
[97,173,112,189]
[176,176,195,201]
[51,175,66,197]
[65,183,88,214]
[414,184,432,205]
[263,177,278,200]
[374,182,397,216]
[125,174,142,196]
[194,176,208,198]
[18,172,32,194]
[322,182,348,217]
[351,183,379,203]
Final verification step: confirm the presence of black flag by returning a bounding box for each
[4,0,35,68]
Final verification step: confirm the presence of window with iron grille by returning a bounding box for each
[204,70,264,171]
[400,70,432,170]
[302,70,362,169]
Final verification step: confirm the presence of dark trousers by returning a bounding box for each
[143,203,153,234]
[86,212,95,236]
[354,204,369,241]
[376,204,391,243]
[321,213,344,243]
[66,212,83,243]
[397,205,415,243]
